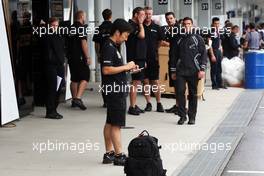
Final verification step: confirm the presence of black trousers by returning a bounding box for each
[176,74,199,120]
[210,49,222,88]
[45,65,64,115]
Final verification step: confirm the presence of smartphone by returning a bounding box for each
[130,67,144,74]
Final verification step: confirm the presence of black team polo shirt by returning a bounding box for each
[93,20,113,54]
[144,21,164,63]
[126,19,147,62]
[102,39,128,96]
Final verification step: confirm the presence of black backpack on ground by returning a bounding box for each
[124,130,167,176]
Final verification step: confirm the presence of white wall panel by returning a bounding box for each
[0,0,19,125]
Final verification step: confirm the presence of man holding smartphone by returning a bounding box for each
[101,19,140,166]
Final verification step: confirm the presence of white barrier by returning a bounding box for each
[0,0,19,125]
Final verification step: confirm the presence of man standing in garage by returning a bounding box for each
[143,6,165,112]
[170,17,207,125]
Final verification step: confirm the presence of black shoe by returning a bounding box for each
[219,85,228,89]
[72,98,87,110]
[102,103,107,108]
[45,113,63,119]
[157,103,165,112]
[165,105,178,113]
[212,86,219,90]
[55,112,63,119]
[113,153,127,166]
[128,106,140,115]
[102,151,115,164]
[177,117,187,125]
[71,99,77,107]
[135,105,145,113]
[188,119,196,125]
[144,103,152,112]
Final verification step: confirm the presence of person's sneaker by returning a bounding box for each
[144,103,152,112]
[135,105,145,113]
[177,117,187,125]
[128,106,140,115]
[45,113,63,119]
[113,153,127,166]
[102,151,115,164]
[188,119,196,125]
[157,103,165,112]
[72,98,87,110]
[165,105,178,113]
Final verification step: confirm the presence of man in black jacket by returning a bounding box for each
[43,17,65,119]
[223,25,240,59]
[170,17,207,125]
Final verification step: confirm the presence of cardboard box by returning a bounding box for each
[158,46,205,99]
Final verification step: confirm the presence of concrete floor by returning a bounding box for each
[0,85,243,176]
[222,92,264,176]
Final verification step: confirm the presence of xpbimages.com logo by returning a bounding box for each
[32,139,100,154]
[32,25,99,37]
[163,141,232,154]
[164,25,232,38]
[99,82,166,95]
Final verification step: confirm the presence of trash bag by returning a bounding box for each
[222,57,245,86]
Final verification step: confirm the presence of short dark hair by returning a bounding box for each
[212,17,220,23]
[48,17,59,24]
[177,19,183,25]
[144,6,152,11]
[132,7,144,17]
[110,19,133,35]
[165,12,175,18]
[23,11,31,18]
[249,22,255,29]
[75,10,85,21]
[225,22,233,28]
[245,25,250,30]
[102,9,112,21]
[183,17,193,24]
[232,25,239,30]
